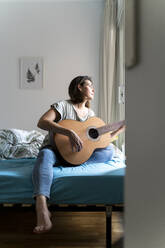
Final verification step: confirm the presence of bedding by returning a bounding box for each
[0,129,45,159]
[0,128,126,205]
[0,154,125,205]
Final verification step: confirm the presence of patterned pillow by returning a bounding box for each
[0,129,45,159]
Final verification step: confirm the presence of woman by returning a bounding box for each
[32,75,125,234]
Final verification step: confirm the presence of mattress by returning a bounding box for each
[0,156,126,205]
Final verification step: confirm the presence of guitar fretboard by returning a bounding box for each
[97,120,125,135]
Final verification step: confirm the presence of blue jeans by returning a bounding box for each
[32,144,114,199]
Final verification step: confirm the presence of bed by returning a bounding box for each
[0,129,126,248]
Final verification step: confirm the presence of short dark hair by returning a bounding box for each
[68,75,93,107]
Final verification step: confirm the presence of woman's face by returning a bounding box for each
[79,80,94,101]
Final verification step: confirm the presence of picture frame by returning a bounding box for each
[19,57,43,89]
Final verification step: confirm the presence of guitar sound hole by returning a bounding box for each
[88,128,99,139]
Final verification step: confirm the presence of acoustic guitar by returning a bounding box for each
[54,117,125,165]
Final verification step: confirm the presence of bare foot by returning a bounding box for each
[33,195,53,234]
[33,210,52,234]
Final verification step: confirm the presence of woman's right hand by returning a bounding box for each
[67,129,83,152]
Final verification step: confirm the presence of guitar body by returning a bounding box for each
[54,117,111,165]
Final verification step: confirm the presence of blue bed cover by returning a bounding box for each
[0,156,126,205]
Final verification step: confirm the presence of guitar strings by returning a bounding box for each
[77,131,114,143]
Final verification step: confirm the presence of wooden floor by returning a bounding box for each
[0,210,124,248]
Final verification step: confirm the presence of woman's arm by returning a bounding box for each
[38,108,70,136]
[38,108,83,152]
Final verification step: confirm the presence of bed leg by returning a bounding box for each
[106,205,112,248]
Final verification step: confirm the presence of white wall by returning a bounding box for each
[0,0,104,132]
[125,0,165,247]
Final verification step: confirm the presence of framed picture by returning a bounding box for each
[19,57,43,89]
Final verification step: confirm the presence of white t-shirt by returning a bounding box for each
[41,99,95,148]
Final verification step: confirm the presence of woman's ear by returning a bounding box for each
[77,83,82,91]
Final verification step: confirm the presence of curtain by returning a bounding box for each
[99,0,125,150]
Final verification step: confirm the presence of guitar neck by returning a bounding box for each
[97,120,125,136]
